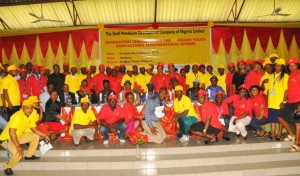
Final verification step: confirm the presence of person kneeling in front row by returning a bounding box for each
[0,99,50,176]
[70,97,98,146]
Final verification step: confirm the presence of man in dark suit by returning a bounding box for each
[47,64,65,95]
[59,84,77,107]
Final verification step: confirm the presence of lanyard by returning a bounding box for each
[273,73,281,88]
[216,105,223,115]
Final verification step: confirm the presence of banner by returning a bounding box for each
[100,27,211,65]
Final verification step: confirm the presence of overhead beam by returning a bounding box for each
[65,0,82,26]
[227,0,246,22]
[0,18,11,30]
[0,0,81,6]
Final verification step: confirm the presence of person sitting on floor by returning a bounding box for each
[190,89,222,145]
[98,94,127,145]
[69,97,98,146]
[172,85,198,143]
[0,99,50,176]
[141,87,167,144]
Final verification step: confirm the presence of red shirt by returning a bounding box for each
[245,71,264,89]
[152,73,168,92]
[168,72,186,92]
[225,72,235,96]
[85,77,94,90]
[215,102,229,116]
[98,104,125,124]
[26,74,44,97]
[93,73,108,94]
[287,69,300,103]
[251,95,268,118]
[198,100,222,129]
[123,102,138,123]
[41,75,48,88]
[17,79,30,103]
[225,94,252,118]
[108,76,122,95]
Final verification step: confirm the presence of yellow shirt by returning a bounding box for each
[121,74,136,89]
[174,95,197,118]
[186,71,201,88]
[65,74,81,94]
[3,74,20,106]
[69,108,96,134]
[260,73,272,95]
[135,74,148,92]
[25,109,40,132]
[79,74,87,83]
[0,77,3,106]
[0,109,36,141]
[267,73,289,109]
[145,73,152,85]
[217,74,227,93]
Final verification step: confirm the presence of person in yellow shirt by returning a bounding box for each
[266,58,288,140]
[121,67,136,89]
[260,58,273,96]
[186,64,200,89]
[79,65,87,83]
[198,64,207,89]
[65,65,81,94]
[135,66,148,92]
[3,65,21,121]
[70,97,98,146]
[216,65,227,93]
[0,99,50,176]
[173,85,198,143]
[0,63,4,117]
[145,65,153,84]
[204,64,215,89]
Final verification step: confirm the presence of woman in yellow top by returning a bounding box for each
[260,58,273,96]
[266,58,288,140]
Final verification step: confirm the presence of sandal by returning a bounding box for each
[289,144,300,152]
[205,137,218,145]
[283,135,295,141]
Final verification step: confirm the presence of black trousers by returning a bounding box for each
[7,106,21,121]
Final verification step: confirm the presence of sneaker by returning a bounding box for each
[179,135,188,143]
[119,139,126,143]
[4,168,13,176]
[103,140,109,145]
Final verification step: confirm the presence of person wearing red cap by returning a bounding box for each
[27,64,44,97]
[40,66,48,89]
[89,65,97,77]
[108,69,122,95]
[225,85,252,140]
[119,64,126,76]
[17,69,30,103]
[245,59,253,72]
[145,65,154,84]
[167,63,186,93]
[190,89,222,145]
[232,59,247,94]
[277,58,300,151]
[98,94,127,145]
[225,62,236,96]
[106,66,112,77]
[93,64,108,95]
[244,59,264,89]
[186,64,201,89]
[132,65,139,76]
[249,85,268,138]
[84,69,94,90]
[62,62,70,76]
[65,65,81,94]
[151,63,168,92]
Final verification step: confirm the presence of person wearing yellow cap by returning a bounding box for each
[3,65,21,121]
[173,85,198,143]
[269,53,279,63]
[0,99,50,175]
[266,58,288,140]
[69,97,98,146]
[216,65,226,92]
[260,58,274,96]
[121,67,136,90]
[134,65,148,93]
[145,65,153,84]
[65,65,81,94]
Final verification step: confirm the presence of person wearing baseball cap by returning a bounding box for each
[145,65,154,84]
[62,62,70,76]
[215,91,231,141]
[99,94,127,145]
[186,78,201,101]
[173,85,198,143]
[244,59,264,89]
[269,53,279,63]
[27,64,44,98]
[141,82,158,103]
[121,67,135,90]
[226,62,236,96]
[260,58,274,96]
[3,65,21,120]
[152,62,168,92]
[119,64,126,76]
[39,66,48,89]
[69,97,98,146]
[190,89,222,145]
[232,59,247,94]
[89,65,97,76]
[107,68,122,95]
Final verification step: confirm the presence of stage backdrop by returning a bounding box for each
[100,27,211,65]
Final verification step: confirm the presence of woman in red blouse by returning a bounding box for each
[225,84,252,140]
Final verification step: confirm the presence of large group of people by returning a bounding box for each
[0,53,300,175]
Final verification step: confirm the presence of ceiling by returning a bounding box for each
[0,0,300,30]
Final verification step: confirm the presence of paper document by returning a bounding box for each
[155,106,165,118]
[39,141,53,155]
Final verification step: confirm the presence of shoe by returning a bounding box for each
[24,155,40,160]
[257,131,267,138]
[243,135,248,140]
[222,136,231,141]
[236,133,241,137]
[4,168,13,175]
[205,137,218,145]
[119,139,126,143]
[283,135,295,141]
[179,135,188,143]
[103,140,109,145]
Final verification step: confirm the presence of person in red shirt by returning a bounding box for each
[244,59,264,89]
[106,66,112,77]
[226,62,236,96]
[62,62,70,76]
[108,69,122,95]
[190,89,222,145]
[98,94,127,145]
[40,66,48,89]
[93,64,108,94]
[17,69,30,103]
[277,58,300,151]
[123,92,142,135]
[249,85,268,138]
[152,62,168,92]
[225,84,252,140]
[27,64,44,97]
[85,69,94,90]
[119,64,126,76]
[167,63,186,92]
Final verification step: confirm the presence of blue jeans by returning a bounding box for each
[249,117,268,131]
[99,122,128,140]
[0,115,7,129]
[177,116,198,138]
